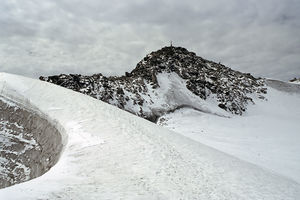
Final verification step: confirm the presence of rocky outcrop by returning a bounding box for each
[0,97,63,188]
[40,46,267,121]
[289,78,300,84]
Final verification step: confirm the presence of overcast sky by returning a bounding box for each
[0,0,299,80]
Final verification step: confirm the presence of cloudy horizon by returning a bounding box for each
[0,0,299,80]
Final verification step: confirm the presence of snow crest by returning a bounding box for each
[0,73,299,199]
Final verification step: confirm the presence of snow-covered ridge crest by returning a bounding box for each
[40,46,267,121]
[1,72,300,199]
[0,74,65,189]
[0,73,67,146]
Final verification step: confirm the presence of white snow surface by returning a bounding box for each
[141,73,229,117]
[0,72,300,199]
[159,85,300,184]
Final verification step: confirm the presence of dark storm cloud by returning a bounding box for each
[0,0,299,80]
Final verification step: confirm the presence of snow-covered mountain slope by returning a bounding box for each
[40,46,267,121]
[158,80,300,183]
[1,73,299,199]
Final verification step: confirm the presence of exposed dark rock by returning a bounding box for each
[289,77,300,84]
[40,46,267,121]
[0,97,63,188]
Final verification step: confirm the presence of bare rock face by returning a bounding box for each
[40,46,267,121]
[0,97,63,188]
[289,78,300,84]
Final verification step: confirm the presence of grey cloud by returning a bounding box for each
[0,0,299,80]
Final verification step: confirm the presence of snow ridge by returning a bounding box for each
[0,73,299,199]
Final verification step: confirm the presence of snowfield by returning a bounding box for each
[158,87,300,183]
[0,72,300,199]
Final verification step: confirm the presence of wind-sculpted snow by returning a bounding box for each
[40,46,267,121]
[0,73,299,199]
[0,96,63,188]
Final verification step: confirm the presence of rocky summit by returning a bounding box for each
[289,78,300,84]
[40,46,267,122]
